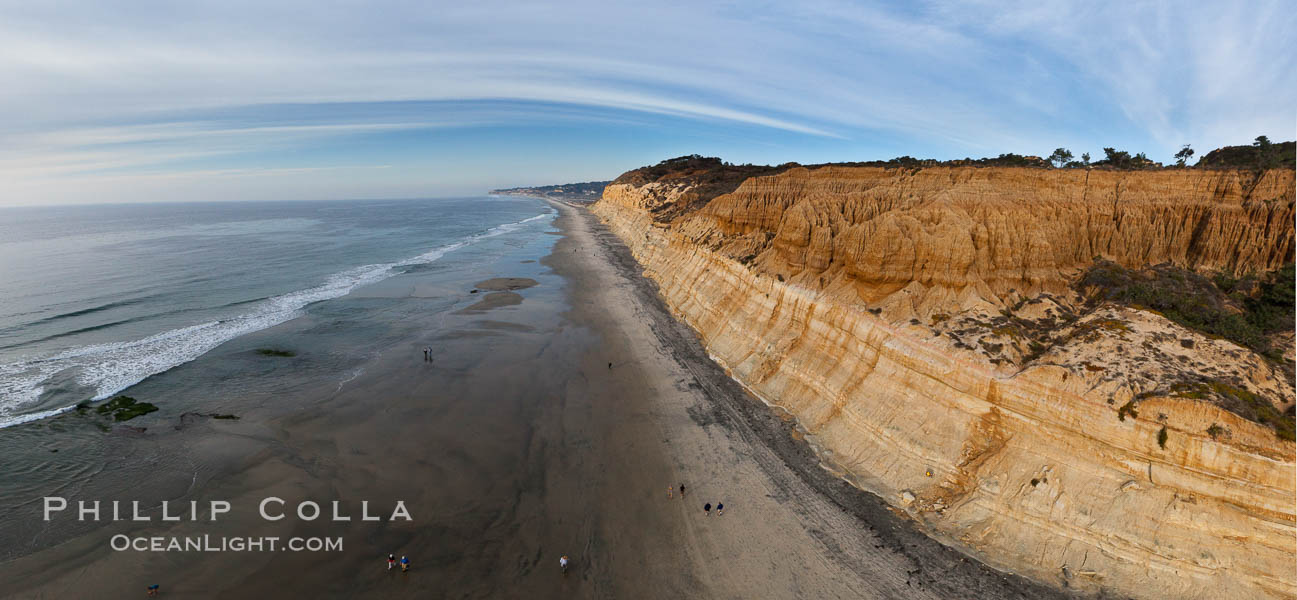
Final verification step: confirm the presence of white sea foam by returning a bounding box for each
[0,209,555,428]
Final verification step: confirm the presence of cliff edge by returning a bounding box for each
[592,162,1296,599]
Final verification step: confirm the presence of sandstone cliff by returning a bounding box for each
[593,165,1296,599]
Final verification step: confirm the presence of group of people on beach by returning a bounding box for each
[668,483,724,516]
[387,553,411,572]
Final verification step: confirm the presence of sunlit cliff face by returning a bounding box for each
[593,165,1296,600]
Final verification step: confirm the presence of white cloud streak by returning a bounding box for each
[0,0,1291,204]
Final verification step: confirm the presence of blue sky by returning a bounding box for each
[0,0,1293,205]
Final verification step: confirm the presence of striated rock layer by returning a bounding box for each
[592,166,1296,599]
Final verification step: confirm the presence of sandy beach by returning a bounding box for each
[0,200,1072,599]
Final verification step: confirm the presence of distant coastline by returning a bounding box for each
[490,180,609,203]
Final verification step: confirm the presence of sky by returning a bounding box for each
[0,0,1293,206]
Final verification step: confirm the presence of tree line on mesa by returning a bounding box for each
[1046,135,1291,169]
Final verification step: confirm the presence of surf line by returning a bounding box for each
[0,209,557,430]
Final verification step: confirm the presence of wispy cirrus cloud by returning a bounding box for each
[930,0,1297,148]
[0,0,1291,205]
[0,121,458,181]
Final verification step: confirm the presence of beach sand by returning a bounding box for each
[0,201,1071,599]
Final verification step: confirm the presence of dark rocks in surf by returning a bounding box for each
[83,395,159,422]
[255,348,296,357]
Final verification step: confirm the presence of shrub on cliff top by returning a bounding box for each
[954,153,1052,168]
[612,156,793,222]
[1195,140,1295,169]
[1091,147,1161,169]
[613,151,1063,200]
[613,155,787,190]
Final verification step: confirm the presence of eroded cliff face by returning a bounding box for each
[688,167,1294,317]
[592,166,1296,600]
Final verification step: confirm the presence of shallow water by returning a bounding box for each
[0,197,552,427]
[0,196,560,559]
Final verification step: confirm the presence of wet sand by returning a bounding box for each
[0,201,1073,599]
[472,277,538,291]
[456,291,524,313]
[523,202,1073,600]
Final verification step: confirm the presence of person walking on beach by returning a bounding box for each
[560,555,570,574]
[387,553,396,570]
[704,502,711,516]
[607,361,612,370]
[667,485,673,498]
[679,483,685,498]
[400,555,410,572]
[716,502,724,516]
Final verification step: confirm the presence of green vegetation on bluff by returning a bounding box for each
[1078,261,1294,360]
[1171,380,1294,441]
[1079,261,1295,439]
[613,153,1067,191]
[1197,138,1295,169]
[613,155,791,216]
[610,140,1294,212]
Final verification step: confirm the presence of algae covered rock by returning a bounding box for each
[255,348,296,357]
[94,396,159,422]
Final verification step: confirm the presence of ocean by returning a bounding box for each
[0,197,555,429]
[0,195,574,565]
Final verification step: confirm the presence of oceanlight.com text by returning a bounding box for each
[110,534,343,552]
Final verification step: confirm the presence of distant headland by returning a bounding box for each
[491,180,611,203]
